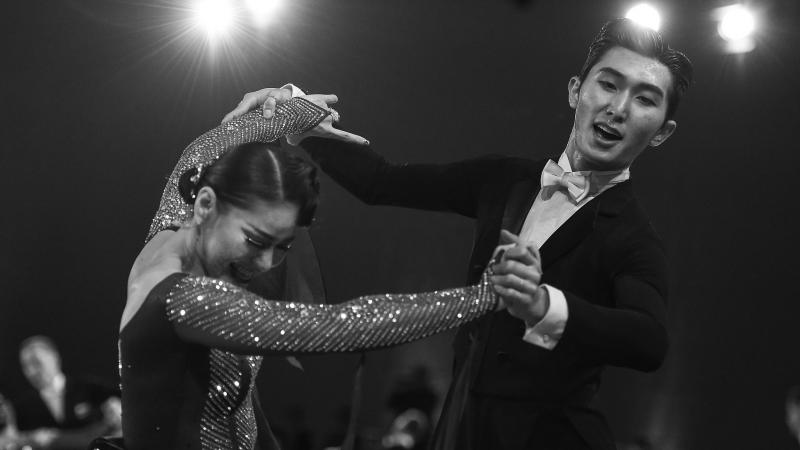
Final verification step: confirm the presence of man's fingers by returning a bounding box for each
[262,97,277,119]
[262,89,293,118]
[222,97,258,123]
[499,229,520,246]
[492,259,541,285]
[492,244,515,263]
[493,285,530,305]
[491,272,539,295]
[321,94,338,105]
[525,242,541,263]
[221,88,292,123]
[502,245,538,266]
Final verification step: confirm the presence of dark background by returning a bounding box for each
[2,0,800,448]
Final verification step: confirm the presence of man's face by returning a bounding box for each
[566,46,677,171]
[20,344,61,390]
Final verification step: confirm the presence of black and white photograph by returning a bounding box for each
[2,1,800,449]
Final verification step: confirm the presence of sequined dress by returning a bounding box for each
[119,98,498,450]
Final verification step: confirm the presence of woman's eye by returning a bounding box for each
[246,237,266,249]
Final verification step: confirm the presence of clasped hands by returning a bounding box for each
[221,87,369,145]
[491,230,550,327]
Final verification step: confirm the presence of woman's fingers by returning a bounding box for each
[327,127,370,146]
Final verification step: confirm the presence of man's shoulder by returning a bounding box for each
[461,154,546,181]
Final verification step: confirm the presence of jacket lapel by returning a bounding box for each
[502,159,548,234]
[539,180,634,268]
[502,179,539,234]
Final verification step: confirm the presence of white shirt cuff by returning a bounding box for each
[282,83,306,97]
[521,284,568,350]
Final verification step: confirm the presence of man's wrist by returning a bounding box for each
[524,287,550,327]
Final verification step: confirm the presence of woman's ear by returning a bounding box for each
[192,186,218,225]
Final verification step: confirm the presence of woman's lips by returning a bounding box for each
[230,262,255,283]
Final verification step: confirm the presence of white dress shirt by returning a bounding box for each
[519,153,629,349]
[39,373,66,423]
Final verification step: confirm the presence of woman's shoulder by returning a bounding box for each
[122,230,188,331]
[121,269,188,332]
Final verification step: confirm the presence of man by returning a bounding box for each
[13,336,121,450]
[226,17,692,450]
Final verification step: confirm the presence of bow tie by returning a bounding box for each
[540,159,590,202]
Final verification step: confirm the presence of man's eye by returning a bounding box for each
[637,96,655,106]
[246,237,266,249]
[599,81,616,90]
[276,243,292,252]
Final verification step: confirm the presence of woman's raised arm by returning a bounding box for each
[146,97,329,242]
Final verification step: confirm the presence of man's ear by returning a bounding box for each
[650,120,677,147]
[568,76,581,109]
[193,186,218,224]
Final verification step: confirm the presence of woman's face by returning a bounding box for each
[194,190,299,286]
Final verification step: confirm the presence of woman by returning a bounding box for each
[119,94,499,450]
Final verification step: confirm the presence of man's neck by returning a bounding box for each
[563,136,630,173]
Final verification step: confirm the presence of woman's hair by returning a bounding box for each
[579,18,693,120]
[178,143,320,226]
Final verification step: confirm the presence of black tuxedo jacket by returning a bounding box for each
[14,376,119,450]
[302,138,668,449]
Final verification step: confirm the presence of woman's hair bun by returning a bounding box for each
[177,166,202,205]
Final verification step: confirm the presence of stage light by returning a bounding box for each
[718,5,755,41]
[191,0,235,38]
[245,0,281,27]
[625,3,661,31]
[714,4,756,53]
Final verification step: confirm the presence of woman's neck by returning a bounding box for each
[173,226,207,277]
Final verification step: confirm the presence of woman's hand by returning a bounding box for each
[287,94,369,146]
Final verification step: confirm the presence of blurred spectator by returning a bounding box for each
[1,392,21,450]
[787,385,800,446]
[9,336,120,450]
[381,366,437,450]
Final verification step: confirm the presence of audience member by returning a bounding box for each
[11,336,120,450]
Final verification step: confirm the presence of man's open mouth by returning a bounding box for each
[593,123,623,141]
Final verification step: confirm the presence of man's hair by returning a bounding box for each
[20,335,59,356]
[579,18,693,120]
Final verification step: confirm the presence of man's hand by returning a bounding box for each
[221,87,292,123]
[221,87,369,146]
[491,230,550,326]
[25,428,58,448]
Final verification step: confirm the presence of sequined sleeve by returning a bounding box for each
[164,271,497,354]
[146,98,329,242]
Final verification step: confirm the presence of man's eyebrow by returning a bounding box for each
[596,67,665,98]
